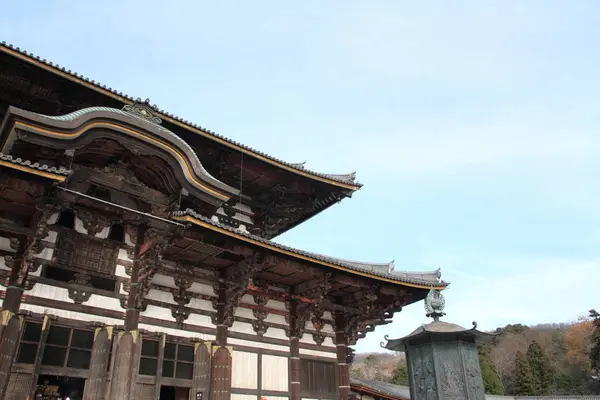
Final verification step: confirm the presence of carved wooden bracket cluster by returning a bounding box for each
[211,253,275,328]
[171,273,192,328]
[76,208,116,237]
[130,228,173,312]
[251,280,269,336]
[11,205,57,287]
[311,305,326,345]
[284,300,312,339]
[285,272,334,343]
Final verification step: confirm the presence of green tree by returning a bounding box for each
[478,345,505,395]
[514,351,541,396]
[526,340,555,394]
[589,309,600,376]
[390,359,409,386]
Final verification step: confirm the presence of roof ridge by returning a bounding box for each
[0,41,362,189]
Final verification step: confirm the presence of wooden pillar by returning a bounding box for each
[85,325,114,400]
[288,300,301,400]
[0,237,32,400]
[109,224,146,400]
[191,341,211,400]
[335,316,350,400]
[210,282,232,400]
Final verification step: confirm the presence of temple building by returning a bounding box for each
[0,42,447,400]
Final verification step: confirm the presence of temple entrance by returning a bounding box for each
[36,375,86,400]
[160,385,190,400]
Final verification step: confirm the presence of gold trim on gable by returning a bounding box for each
[173,214,447,290]
[1,46,360,191]
[0,160,67,182]
[9,120,229,200]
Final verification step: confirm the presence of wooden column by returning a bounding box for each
[335,316,350,400]
[0,236,35,400]
[109,224,146,400]
[287,300,302,400]
[191,341,211,400]
[210,282,232,400]
[85,325,114,400]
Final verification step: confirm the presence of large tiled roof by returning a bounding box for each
[0,42,361,189]
[173,208,449,288]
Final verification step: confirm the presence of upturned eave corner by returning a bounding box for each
[0,41,363,192]
[171,210,449,290]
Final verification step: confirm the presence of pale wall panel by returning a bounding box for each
[299,348,337,359]
[232,351,258,389]
[86,294,122,311]
[29,284,71,302]
[188,297,212,312]
[232,395,257,400]
[229,338,289,353]
[231,321,254,335]
[142,305,172,320]
[152,274,176,288]
[189,282,213,296]
[261,354,288,391]
[187,313,212,326]
[264,327,288,340]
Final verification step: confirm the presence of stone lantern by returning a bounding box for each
[381,290,493,400]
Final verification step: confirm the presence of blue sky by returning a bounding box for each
[2,1,599,353]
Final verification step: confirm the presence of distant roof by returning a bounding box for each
[0,42,361,190]
[351,377,410,400]
[382,320,492,350]
[173,208,449,289]
[350,378,600,400]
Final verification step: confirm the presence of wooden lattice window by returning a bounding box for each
[54,232,118,275]
[300,359,337,394]
[41,326,95,369]
[16,321,42,364]
[139,339,160,376]
[162,342,194,380]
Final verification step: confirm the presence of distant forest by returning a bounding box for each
[351,309,600,396]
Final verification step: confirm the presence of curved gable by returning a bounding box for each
[0,105,239,206]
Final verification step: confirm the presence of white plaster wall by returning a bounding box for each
[28,283,70,302]
[262,355,288,391]
[299,348,337,359]
[232,351,258,389]
[228,338,289,353]
[189,281,214,296]
[232,395,256,400]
